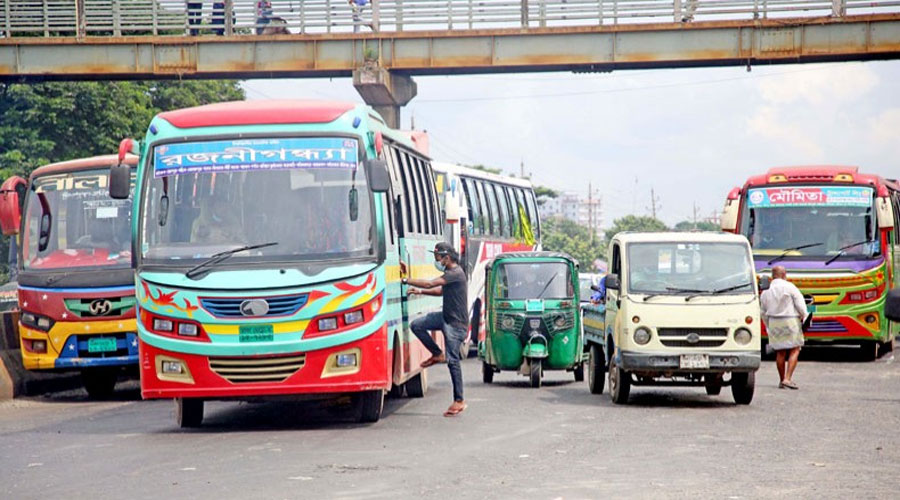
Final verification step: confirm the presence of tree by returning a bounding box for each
[541,217,607,271]
[0,80,245,280]
[673,220,720,232]
[603,215,668,248]
[533,185,559,206]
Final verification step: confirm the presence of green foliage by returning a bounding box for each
[673,220,720,232]
[533,185,559,205]
[0,80,245,280]
[603,215,668,248]
[541,217,606,270]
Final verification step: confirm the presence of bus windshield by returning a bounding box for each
[740,185,879,259]
[23,169,132,271]
[627,242,753,295]
[497,262,572,300]
[140,136,374,265]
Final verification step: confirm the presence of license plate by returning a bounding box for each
[239,324,274,343]
[87,337,117,353]
[679,353,709,369]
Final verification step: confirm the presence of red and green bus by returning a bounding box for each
[722,166,899,359]
[0,155,138,397]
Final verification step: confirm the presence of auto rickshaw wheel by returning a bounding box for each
[175,398,204,428]
[529,361,542,388]
[573,363,584,382]
[482,361,494,383]
[608,357,630,404]
[588,344,605,395]
[731,372,755,405]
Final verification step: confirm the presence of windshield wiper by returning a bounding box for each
[824,239,875,266]
[712,282,753,294]
[664,286,711,302]
[185,242,279,280]
[767,242,824,265]
[537,271,561,298]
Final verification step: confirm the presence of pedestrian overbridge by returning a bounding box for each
[2,0,900,126]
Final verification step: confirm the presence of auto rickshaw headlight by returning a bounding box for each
[633,327,651,345]
[734,328,752,345]
[553,315,566,329]
[501,316,515,330]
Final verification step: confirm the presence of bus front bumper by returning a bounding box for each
[138,324,391,399]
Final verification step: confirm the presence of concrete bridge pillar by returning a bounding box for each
[352,65,417,129]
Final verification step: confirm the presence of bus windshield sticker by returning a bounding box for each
[153,137,359,178]
[747,186,872,208]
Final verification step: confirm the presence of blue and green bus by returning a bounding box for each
[109,100,446,426]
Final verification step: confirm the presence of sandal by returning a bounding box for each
[420,355,446,368]
[782,381,799,390]
[443,403,467,417]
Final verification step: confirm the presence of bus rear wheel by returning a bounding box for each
[405,369,427,398]
[81,367,118,400]
[356,390,384,423]
[175,398,204,428]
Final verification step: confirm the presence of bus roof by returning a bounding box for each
[157,100,358,129]
[29,154,138,181]
[431,162,533,189]
[743,165,896,193]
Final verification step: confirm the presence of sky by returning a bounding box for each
[243,60,900,228]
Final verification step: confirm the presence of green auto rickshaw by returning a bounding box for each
[480,252,585,388]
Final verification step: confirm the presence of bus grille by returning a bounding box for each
[657,328,728,337]
[200,294,309,318]
[209,353,306,383]
[807,320,846,333]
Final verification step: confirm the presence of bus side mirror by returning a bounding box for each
[721,188,741,232]
[365,159,390,193]
[758,276,771,292]
[605,274,620,291]
[876,196,894,229]
[885,288,900,322]
[0,176,27,236]
[109,163,132,200]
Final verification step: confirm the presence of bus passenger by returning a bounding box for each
[401,242,468,417]
[192,196,242,245]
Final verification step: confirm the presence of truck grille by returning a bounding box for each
[209,353,306,383]
[657,328,727,348]
[661,339,727,348]
[657,328,727,337]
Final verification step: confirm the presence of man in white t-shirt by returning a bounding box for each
[760,265,808,389]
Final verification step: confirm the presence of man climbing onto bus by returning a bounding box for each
[401,242,468,417]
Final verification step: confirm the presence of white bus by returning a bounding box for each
[432,162,542,348]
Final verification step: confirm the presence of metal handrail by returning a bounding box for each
[1,0,899,37]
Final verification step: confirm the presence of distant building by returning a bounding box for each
[541,191,603,237]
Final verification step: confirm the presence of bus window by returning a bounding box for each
[505,185,520,239]
[391,147,414,234]
[433,171,446,212]
[475,181,493,235]
[464,178,484,235]
[421,160,438,234]
[485,181,501,236]
[493,184,510,237]
[525,190,540,240]
[461,178,478,235]
[381,151,395,244]
[399,152,421,234]
[424,164,442,234]
[409,157,430,234]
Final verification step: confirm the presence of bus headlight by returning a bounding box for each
[734,328,752,345]
[633,327,651,345]
[21,312,54,332]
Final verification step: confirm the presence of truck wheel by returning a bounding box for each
[175,398,204,428]
[482,361,494,383]
[731,372,755,405]
[405,370,427,398]
[356,390,384,423]
[529,360,542,388]
[81,368,118,400]
[588,344,605,395]
[705,375,723,396]
[608,356,630,404]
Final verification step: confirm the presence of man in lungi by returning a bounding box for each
[760,265,808,389]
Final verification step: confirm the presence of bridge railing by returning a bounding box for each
[2,0,899,37]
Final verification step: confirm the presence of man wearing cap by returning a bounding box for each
[400,242,468,417]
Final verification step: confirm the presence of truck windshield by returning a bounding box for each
[23,169,132,271]
[497,262,572,300]
[140,136,374,265]
[627,242,753,295]
[740,185,879,260]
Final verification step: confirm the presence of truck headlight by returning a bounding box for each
[734,328,752,345]
[633,327,651,345]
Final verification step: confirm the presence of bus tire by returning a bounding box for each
[482,361,494,383]
[731,372,755,405]
[588,344,605,395]
[529,360,542,388]
[859,340,879,361]
[883,337,895,354]
[609,356,630,405]
[175,398,204,428]
[356,390,384,423]
[405,369,427,398]
[81,367,118,400]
